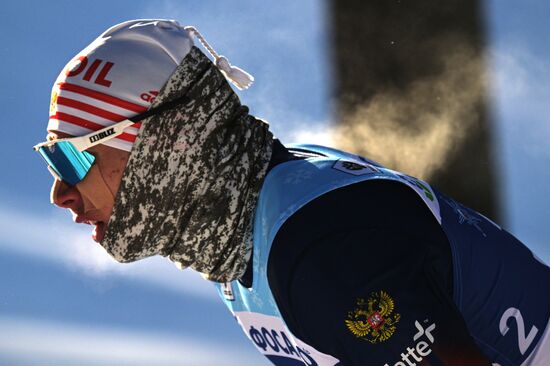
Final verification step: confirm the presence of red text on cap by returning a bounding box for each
[65,56,114,87]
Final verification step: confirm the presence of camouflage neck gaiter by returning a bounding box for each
[101,47,273,283]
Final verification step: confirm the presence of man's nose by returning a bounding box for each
[50,178,81,209]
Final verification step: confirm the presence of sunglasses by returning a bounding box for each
[34,93,189,186]
[34,119,137,185]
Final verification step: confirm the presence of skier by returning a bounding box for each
[34,20,549,366]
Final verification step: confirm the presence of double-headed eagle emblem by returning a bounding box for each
[344,290,401,343]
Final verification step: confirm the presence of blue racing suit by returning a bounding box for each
[216,143,549,366]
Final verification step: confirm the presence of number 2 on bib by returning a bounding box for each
[499,307,538,355]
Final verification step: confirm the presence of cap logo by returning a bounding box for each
[140,90,159,104]
[50,89,58,115]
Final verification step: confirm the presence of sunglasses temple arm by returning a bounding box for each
[71,119,136,151]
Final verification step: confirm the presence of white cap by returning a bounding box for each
[48,19,194,151]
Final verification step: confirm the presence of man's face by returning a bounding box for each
[48,132,130,242]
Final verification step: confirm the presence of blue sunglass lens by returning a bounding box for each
[38,141,95,185]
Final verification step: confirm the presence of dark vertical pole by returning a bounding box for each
[329,0,501,221]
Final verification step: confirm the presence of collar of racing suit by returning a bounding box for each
[101,46,274,283]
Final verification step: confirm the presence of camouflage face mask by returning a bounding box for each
[101,47,273,283]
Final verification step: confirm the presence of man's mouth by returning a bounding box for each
[75,216,107,242]
[91,221,107,242]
